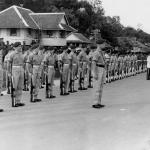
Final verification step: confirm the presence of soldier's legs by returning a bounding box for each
[12,67,20,104]
[0,67,3,95]
[17,68,24,104]
[32,67,40,100]
[93,67,105,105]
[63,64,70,94]
[48,66,55,97]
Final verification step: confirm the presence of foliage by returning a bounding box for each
[2,0,150,49]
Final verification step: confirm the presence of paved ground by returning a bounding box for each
[0,73,150,150]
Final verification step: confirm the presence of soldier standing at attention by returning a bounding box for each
[59,46,70,95]
[0,45,4,96]
[92,44,106,109]
[27,44,43,103]
[42,47,57,98]
[8,42,25,107]
[78,45,88,90]
[68,45,78,92]
[38,46,45,89]
[4,46,14,94]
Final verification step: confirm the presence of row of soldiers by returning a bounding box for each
[0,42,95,110]
[105,52,147,83]
[0,42,147,111]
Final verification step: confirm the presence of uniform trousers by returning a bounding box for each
[62,64,70,93]
[12,66,24,103]
[47,66,55,95]
[93,67,105,105]
[32,66,41,99]
[0,65,3,94]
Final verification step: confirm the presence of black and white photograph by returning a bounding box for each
[0,0,150,150]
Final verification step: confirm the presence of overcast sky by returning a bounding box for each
[84,0,150,34]
[101,0,150,34]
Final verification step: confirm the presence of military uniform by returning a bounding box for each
[8,42,25,107]
[77,46,88,90]
[0,46,4,96]
[59,47,70,95]
[38,46,45,88]
[92,46,105,109]
[69,46,78,92]
[4,48,14,94]
[42,48,57,98]
[27,44,43,102]
[23,49,30,91]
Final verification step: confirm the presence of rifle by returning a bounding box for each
[7,75,11,94]
[45,72,49,98]
[60,63,64,95]
[88,70,93,88]
[11,75,15,107]
[30,73,34,102]
[24,70,28,91]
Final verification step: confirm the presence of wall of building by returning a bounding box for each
[0,28,37,45]
[40,30,66,46]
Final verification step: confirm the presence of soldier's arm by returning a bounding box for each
[26,55,32,75]
[7,54,13,75]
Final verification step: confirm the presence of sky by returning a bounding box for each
[86,0,150,34]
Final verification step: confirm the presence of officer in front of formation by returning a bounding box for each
[8,42,25,107]
[42,47,57,98]
[92,43,106,109]
[27,44,43,103]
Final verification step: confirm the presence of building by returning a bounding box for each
[66,32,91,46]
[0,5,76,46]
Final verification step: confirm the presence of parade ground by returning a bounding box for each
[0,73,150,150]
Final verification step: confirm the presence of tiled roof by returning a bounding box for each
[0,5,39,29]
[30,13,65,30]
[66,33,91,44]
[17,7,39,29]
[0,5,77,31]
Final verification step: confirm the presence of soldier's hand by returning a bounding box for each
[29,73,32,77]
[93,73,98,80]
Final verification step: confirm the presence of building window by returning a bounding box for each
[60,31,66,38]
[46,30,53,37]
[10,28,17,36]
[28,29,32,36]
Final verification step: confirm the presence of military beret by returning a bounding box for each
[90,44,97,49]
[61,46,68,50]
[70,45,76,49]
[39,45,44,50]
[82,44,86,48]
[13,42,21,48]
[31,43,39,50]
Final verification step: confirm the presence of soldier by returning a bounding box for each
[68,45,78,92]
[92,44,106,109]
[87,44,96,87]
[4,45,14,94]
[77,44,88,90]
[58,46,70,95]
[27,44,43,103]
[104,50,111,83]
[23,47,31,91]
[8,42,25,107]
[0,45,4,96]
[38,46,45,89]
[42,47,57,98]
[109,53,115,81]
